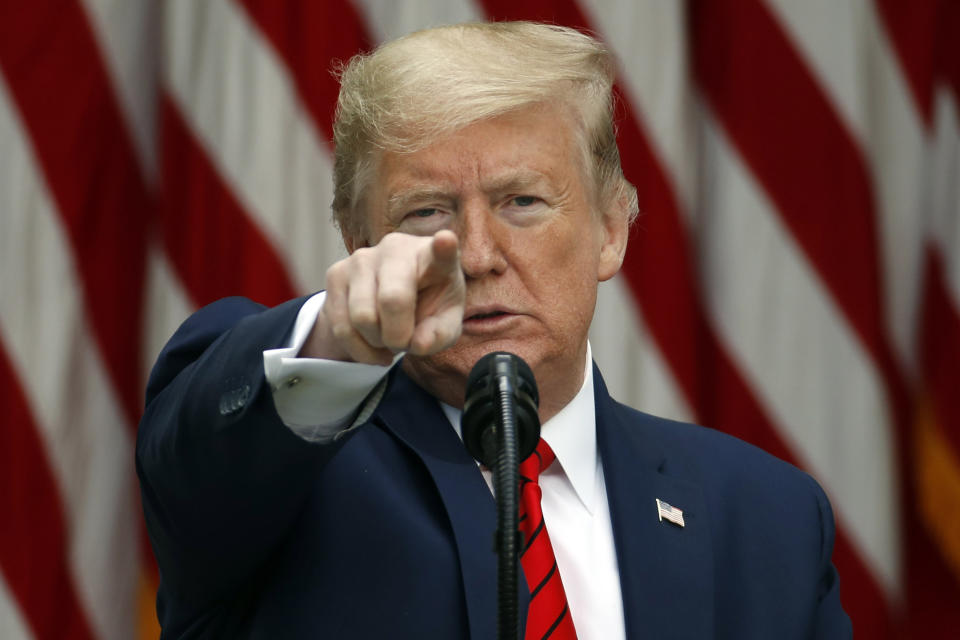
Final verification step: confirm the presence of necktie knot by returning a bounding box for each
[520,439,556,483]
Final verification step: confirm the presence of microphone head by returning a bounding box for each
[462,352,540,468]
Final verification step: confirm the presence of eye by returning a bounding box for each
[398,207,451,236]
[500,195,547,226]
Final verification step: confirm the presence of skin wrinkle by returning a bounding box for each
[347,99,611,248]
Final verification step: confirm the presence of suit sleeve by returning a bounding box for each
[806,474,853,639]
[136,296,351,625]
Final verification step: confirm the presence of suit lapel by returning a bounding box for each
[372,364,713,638]
[594,368,715,639]
[373,367,531,639]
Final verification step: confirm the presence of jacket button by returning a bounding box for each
[219,384,251,415]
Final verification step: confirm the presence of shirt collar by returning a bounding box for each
[441,343,598,513]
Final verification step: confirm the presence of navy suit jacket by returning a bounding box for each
[137,296,852,639]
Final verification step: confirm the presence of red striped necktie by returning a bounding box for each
[518,439,578,640]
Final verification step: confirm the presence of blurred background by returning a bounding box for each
[1,0,957,638]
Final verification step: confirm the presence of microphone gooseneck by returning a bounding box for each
[461,352,540,640]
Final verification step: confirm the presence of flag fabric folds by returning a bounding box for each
[0,1,957,638]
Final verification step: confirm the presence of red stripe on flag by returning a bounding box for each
[933,0,960,101]
[0,343,95,640]
[919,250,960,480]
[0,0,150,426]
[476,0,895,634]
[906,248,960,633]
[690,0,911,428]
[159,96,298,308]
[873,0,938,124]
[235,0,373,143]
[874,0,960,125]
[874,2,960,636]
[903,492,960,635]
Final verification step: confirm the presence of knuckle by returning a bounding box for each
[378,287,414,314]
[325,262,345,286]
[348,306,378,328]
[353,246,374,260]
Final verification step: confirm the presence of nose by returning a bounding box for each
[458,201,507,279]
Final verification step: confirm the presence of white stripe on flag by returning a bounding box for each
[0,77,139,640]
[929,88,960,298]
[696,108,900,595]
[164,0,345,294]
[79,0,161,182]
[142,243,196,383]
[580,0,697,219]
[356,0,482,43]
[767,0,927,373]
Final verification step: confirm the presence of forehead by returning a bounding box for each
[373,104,586,202]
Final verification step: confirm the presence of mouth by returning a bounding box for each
[462,307,519,333]
[466,310,510,321]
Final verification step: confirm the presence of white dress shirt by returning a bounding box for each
[263,292,626,639]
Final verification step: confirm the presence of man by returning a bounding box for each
[137,22,852,639]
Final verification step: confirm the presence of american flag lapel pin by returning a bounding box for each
[656,498,685,528]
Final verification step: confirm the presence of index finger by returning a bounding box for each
[418,230,460,282]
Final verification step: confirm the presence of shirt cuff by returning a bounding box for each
[263,291,401,443]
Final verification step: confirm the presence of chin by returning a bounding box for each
[403,335,583,415]
[413,336,550,384]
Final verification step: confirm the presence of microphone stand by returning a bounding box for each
[462,352,540,640]
[492,370,521,640]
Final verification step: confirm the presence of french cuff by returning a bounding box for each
[263,291,401,443]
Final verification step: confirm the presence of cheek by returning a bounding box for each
[536,218,593,263]
[534,245,600,326]
[546,226,603,282]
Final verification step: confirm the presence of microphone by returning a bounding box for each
[462,352,540,468]
[461,351,540,640]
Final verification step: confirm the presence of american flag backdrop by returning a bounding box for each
[0,0,957,638]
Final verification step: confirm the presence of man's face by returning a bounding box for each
[361,103,628,419]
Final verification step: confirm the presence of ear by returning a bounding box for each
[596,190,631,282]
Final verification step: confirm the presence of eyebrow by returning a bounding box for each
[386,188,456,216]
[481,169,551,195]
[385,169,553,215]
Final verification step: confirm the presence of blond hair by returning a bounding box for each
[332,21,638,241]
